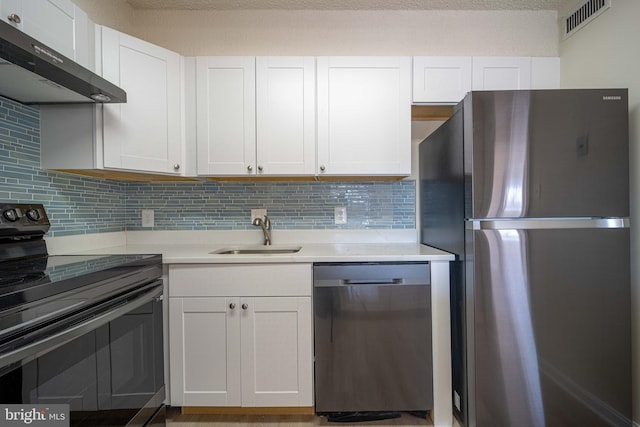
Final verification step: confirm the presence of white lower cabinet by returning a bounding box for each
[170,297,241,406]
[168,264,313,408]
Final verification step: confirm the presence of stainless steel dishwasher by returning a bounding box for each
[313,262,432,419]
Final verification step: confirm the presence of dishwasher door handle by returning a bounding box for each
[342,278,404,285]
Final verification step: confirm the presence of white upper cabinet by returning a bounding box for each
[196,56,315,176]
[256,56,316,176]
[196,56,256,176]
[413,56,472,104]
[0,0,91,67]
[317,56,412,177]
[72,5,93,71]
[413,56,560,103]
[531,57,561,89]
[100,26,184,175]
[472,56,532,90]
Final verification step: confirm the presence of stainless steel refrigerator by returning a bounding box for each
[419,89,631,427]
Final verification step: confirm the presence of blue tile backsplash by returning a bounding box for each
[0,98,127,236]
[0,96,415,236]
[125,180,415,230]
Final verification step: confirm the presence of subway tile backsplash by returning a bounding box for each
[0,96,415,236]
[125,180,415,230]
[0,98,127,236]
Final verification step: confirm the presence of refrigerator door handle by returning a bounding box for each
[466,217,629,230]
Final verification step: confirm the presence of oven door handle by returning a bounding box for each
[0,282,162,371]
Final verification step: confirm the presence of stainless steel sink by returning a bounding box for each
[210,245,302,255]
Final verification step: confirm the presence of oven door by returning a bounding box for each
[0,282,165,427]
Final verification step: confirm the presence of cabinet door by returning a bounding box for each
[101,26,183,174]
[169,297,241,406]
[27,331,98,410]
[413,56,472,104]
[72,5,93,71]
[472,56,532,90]
[317,56,411,176]
[196,56,256,176]
[256,57,316,176]
[0,0,20,28]
[240,297,313,407]
[531,57,561,89]
[1,0,75,60]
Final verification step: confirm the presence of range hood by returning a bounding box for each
[0,20,126,104]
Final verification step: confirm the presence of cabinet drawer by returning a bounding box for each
[169,263,312,297]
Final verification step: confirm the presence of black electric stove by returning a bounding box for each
[0,204,165,427]
[0,203,162,353]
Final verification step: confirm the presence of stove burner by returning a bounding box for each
[0,272,48,288]
[0,252,48,288]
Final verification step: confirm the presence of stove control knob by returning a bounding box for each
[3,209,19,222]
[26,209,40,221]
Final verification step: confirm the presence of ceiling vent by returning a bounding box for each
[563,0,611,40]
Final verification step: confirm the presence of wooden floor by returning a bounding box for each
[166,409,434,426]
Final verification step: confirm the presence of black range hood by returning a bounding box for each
[0,20,126,104]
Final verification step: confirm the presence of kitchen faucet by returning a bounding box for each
[252,215,271,246]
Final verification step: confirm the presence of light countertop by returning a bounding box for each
[72,242,454,264]
[46,230,454,263]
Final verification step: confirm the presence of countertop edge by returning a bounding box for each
[64,243,455,264]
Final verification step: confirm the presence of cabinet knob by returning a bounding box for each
[173,163,180,170]
[229,303,236,310]
[7,13,21,24]
[242,303,248,310]
[258,165,263,172]
[247,165,253,172]
[320,165,326,172]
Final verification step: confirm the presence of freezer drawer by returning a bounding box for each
[469,227,631,427]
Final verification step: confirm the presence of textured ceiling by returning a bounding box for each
[125,0,565,11]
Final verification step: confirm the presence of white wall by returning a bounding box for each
[73,0,135,34]
[77,7,558,57]
[135,9,558,56]
[560,0,640,424]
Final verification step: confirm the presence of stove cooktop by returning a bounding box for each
[0,253,162,302]
[0,203,163,343]
[0,254,163,345]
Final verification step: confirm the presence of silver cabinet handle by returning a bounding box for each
[258,165,263,172]
[173,163,180,170]
[247,165,253,172]
[320,165,326,172]
[242,303,248,310]
[7,13,21,24]
[229,303,236,309]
